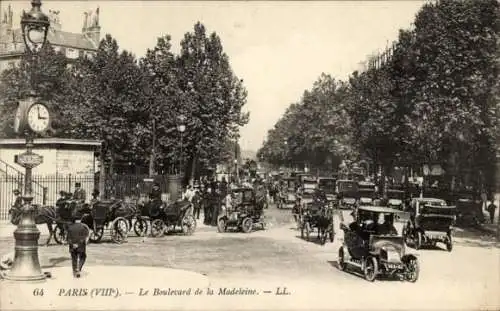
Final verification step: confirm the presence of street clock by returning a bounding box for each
[27,102,50,133]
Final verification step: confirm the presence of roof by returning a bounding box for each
[387,189,405,193]
[337,179,357,183]
[358,181,375,186]
[358,206,402,214]
[0,28,97,52]
[318,177,335,180]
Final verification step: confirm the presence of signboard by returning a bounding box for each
[14,152,43,168]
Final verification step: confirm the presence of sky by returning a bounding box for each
[1,0,428,152]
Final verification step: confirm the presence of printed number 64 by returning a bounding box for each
[33,288,44,296]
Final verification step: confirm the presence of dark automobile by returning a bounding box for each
[357,181,376,206]
[337,179,359,209]
[454,191,484,226]
[338,205,419,282]
[386,189,406,210]
[217,187,266,233]
[402,198,455,251]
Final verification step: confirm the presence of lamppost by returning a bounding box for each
[6,0,50,282]
[177,114,186,177]
[283,139,288,171]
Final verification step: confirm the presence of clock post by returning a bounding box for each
[4,0,50,282]
[4,97,47,282]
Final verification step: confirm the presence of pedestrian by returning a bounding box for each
[182,185,195,202]
[192,190,201,220]
[66,217,90,278]
[90,189,99,206]
[73,182,87,203]
[487,200,497,224]
[203,187,212,225]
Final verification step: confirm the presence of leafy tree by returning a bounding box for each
[0,44,68,138]
[175,22,249,181]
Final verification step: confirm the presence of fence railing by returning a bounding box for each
[0,159,48,205]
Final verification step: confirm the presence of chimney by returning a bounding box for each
[82,7,101,47]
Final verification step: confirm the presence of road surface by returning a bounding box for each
[0,204,498,310]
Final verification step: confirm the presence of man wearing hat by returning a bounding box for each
[67,217,90,278]
[12,189,23,209]
[73,182,87,204]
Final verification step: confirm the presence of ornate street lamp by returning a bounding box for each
[177,114,186,177]
[5,0,50,282]
[21,0,50,54]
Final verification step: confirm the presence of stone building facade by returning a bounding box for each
[0,5,100,73]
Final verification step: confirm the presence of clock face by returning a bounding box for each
[27,103,50,133]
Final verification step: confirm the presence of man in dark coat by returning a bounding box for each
[149,183,162,217]
[73,182,87,203]
[67,218,90,278]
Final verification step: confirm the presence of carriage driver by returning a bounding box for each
[148,183,163,216]
[73,182,87,204]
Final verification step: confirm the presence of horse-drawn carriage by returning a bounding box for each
[217,187,266,233]
[300,199,334,244]
[52,197,90,245]
[338,205,419,282]
[134,199,196,237]
[402,198,456,251]
[80,199,134,243]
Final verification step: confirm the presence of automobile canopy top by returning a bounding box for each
[358,205,402,214]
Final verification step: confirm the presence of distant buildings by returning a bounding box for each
[0,5,101,73]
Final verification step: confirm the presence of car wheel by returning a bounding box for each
[338,247,347,271]
[217,218,226,233]
[364,256,378,282]
[446,234,453,252]
[241,217,253,233]
[405,257,419,282]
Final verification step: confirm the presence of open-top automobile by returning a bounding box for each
[402,198,456,251]
[217,187,266,233]
[338,205,419,282]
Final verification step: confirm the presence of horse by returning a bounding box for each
[9,204,60,246]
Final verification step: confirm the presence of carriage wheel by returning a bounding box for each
[319,227,327,245]
[89,228,104,243]
[111,217,129,244]
[445,234,453,252]
[151,219,165,237]
[133,218,148,237]
[415,231,423,250]
[181,215,197,235]
[241,217,253,233]
[54,225,67,245]
[329,224,335,243]
[338,247,346,271]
